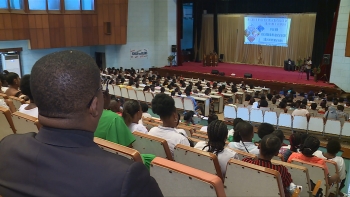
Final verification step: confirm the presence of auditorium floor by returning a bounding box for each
[163,62,334,87]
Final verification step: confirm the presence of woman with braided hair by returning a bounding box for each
[194,120,238,177]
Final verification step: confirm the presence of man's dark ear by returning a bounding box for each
[89,97,99,118]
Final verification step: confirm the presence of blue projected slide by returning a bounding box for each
[244,16,291,47]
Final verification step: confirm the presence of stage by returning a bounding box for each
[153,62,338,94]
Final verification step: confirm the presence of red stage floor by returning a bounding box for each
[162,62,334,88]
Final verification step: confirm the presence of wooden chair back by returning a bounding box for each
[229,148,257,160]
[150,157,226,197]
[94,137,143,162]
[11,112,40,134]
[224,159,285,197]
[0,107,15,140]
[132,131,173,160]
[173,144,223,181]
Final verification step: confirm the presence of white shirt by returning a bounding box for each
[148,126,190,157]
[138,112,152,125]
[228,141,260,156]
[175,128,188,137]
[313,150,346,180]
[128,123,148,134]
[18,104,38,118]
[291,109,309,117]
[1,87,8,92]
[194,141,238,177]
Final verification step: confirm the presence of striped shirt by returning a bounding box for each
[242,158,293,196]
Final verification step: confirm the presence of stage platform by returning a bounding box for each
[153,62,339,95]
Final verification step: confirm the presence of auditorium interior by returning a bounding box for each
[1,0,350,196]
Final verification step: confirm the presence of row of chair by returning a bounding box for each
[103,84,155,103]
[0,107,40,140]
[95,134,331,197]
[224,105,350,138]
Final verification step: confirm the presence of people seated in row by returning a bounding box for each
[148,94,190,157]
[0,74,15,112]
[0,50,163,196]
[313,139,346,194]
[194,120,238,177]
[123,100,148,134]
[18,74,38,118]
[243,134,296,197]
[287,136,340,186]
[94,87,136,147]
[228,121,259,155]
[139,102,152,125]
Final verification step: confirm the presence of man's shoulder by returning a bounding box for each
[0,132,36,146]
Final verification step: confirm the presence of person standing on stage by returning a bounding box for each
[306,57,312,80]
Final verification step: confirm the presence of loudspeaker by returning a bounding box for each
[244,73,252,78]
[211,70,219,74]
[219,72,225,76]
[323,54,330,65]
[219,54,224,62]
[171,45,177,52]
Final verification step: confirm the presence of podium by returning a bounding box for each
[203,54,218,67]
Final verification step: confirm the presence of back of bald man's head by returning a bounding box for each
[31,50,100,118]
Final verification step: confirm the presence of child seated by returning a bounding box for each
[243,134,297,197]
[194,120,238,177]
[228,121,259,155]
[313,140,346,195]
[287,136,340,186]
[138,102,152,125]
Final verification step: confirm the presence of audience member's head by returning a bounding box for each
[152,94,177,127]
[249,98,255,105]
[184,111,194,124]
[31,50,102,132]
[333,98,339,105]
[257,123,275,139]
[122,100,142,126]
[160,87,165,93]
[5,72,20,87]
[267,94,273,101]
[207,113,219,125]
[20,74,33,101]
[245,94,252,101]
[301,98,307,105]
[204,120,228,155]
[140,102,149,113]
[259,100,268,107]
[143,86,150,92]
[233,118,243,128]
[272,129,285,144]
[326,139,341,156]
[300,136,320,157]
[259,134,281,160]
[310,103,317,110]
[337,105,345,112]
[109,99,122,113]
[0,73,7,88]
[271,97,277,104]
[289,133,302,152]
[235,121,254,142]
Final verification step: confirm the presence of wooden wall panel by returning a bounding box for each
[0,0,129,48]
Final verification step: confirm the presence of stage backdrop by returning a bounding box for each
[197,14,316,67]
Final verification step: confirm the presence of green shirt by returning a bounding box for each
[94,110,135,147]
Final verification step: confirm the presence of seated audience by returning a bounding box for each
[183,111,195,125]
[123,100,148,134]
[195,120,238,177]
[243,134,296,197]
[4,72,22,98]
[231,118,244,142]
[318,100,327,114]
[143,86,150,92]
[313,140,346,195]
[0,50,162,196]
[95,88,135,147]
[200,113,218,132]
[287,136,340,186]
[109,98,123,115]
[18,74,38,118]
[148,94,190,157]
[0,73,8,92]
[185,89,204,115]
[228,121,259,155]
[246,98,255,110]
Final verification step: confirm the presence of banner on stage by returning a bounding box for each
[244,16,291,47]
[130,48,148,59]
